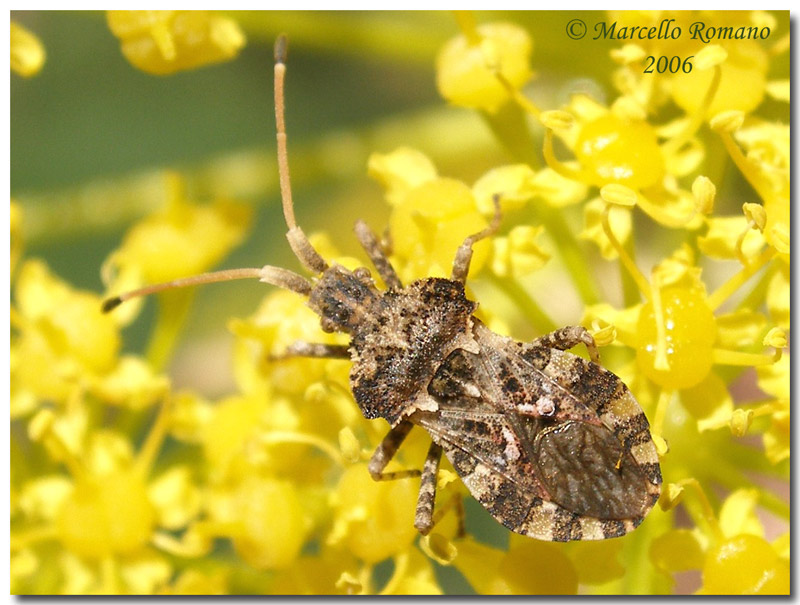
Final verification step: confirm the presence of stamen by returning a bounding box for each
[651,388,673,445]
[378,551,410,595]
[259,431,345,467]
[707,247,776,311]
[719,130,773,204]
[542,129,584,181]
[134,395,172,479]
[676,478,723,539]
[712,347,782,367]
[601,205,651,299]
[661,64,722,157]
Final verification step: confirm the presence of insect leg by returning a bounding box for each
[533,325,601,364]
[451,195,502,283]
[275,341,350,360]
[368,421,421,481]
[414,441,443,534]
[428,491,466,538]
[354,220,403,290]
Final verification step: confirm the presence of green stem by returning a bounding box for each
[707,247,777,311]
[538,204,602,305]
[711,463,790,520]
[720,441,789,479]
[735,262,775,312]
[621,232,642,306]
[480,101,539,167]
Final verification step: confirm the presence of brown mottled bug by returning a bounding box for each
[104,35,661,542]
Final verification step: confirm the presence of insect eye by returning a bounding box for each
[353,267,373,283]
[320,317,338,333]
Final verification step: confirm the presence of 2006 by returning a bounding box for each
[644,55,694,74]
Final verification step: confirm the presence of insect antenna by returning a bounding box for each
[101,265,312,313]
[274,34,329,275]
[451,194,502,283]
[100,35,326,314]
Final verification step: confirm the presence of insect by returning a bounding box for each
[104,35,662,542]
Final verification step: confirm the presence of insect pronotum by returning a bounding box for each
[104,35,662,542]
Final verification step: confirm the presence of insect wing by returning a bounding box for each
[416,337,661,541]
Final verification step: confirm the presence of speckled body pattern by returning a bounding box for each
[307,266,662,541]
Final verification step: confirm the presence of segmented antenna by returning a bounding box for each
[100,35,327,314]
[101,265,313,313]
[274,34,328,274]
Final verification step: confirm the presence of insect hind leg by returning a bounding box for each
[533,326,601,364]
[368,421,420,481]
[354,220,402,290]
[451,195,502,283]
[414,441,443,534]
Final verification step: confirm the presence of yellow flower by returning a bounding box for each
[437,21,533,113]
[10,21,46,77]
[367,147,438,207]
[453,536,578,594]
[11,260,122,414]
[205,475,311,570]
[671,40,768,116]
[105,173,252,286]
[581,198,632,260]
[12,393,204,594]
[490,225,550,277]
[229,288,348,397]
[701,534,789,595]
[329,463,418,564]
[106,11,245,75]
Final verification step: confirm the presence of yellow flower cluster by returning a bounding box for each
[106,11,246,75]
[10,10,788,595]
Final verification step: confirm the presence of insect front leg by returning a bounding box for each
[354,220,403,290]
[368,421,420,481]
[272,342,350,360]
[533,326,601,364]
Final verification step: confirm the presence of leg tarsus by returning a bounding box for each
[533,326,600,364]
[368,421,420,481]
[369,430,463,537]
